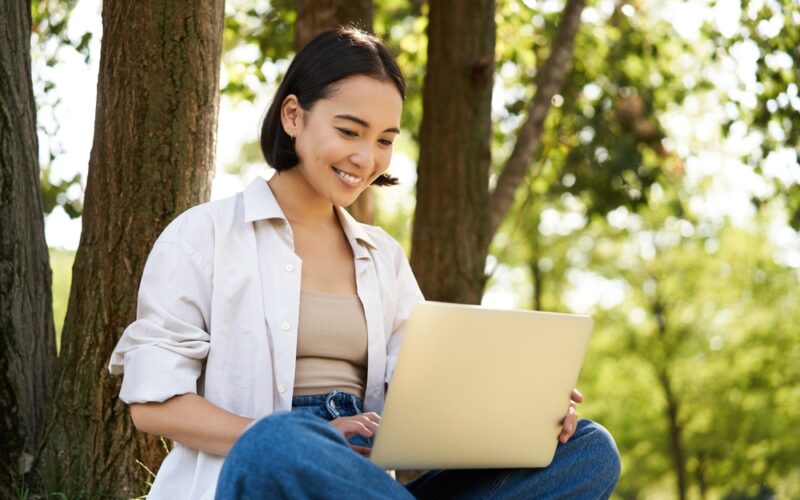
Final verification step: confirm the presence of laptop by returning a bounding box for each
[370,301,593,470]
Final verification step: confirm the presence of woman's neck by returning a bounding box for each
[268,169,337,227]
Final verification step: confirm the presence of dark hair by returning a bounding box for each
[260,26,405,186]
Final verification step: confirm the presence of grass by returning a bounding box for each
[49,248,75,353]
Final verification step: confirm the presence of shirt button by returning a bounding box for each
[281,322,291,331]
[284,264,294,272]
[277,384,286,393]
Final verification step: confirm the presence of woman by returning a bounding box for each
[109,27,620,499]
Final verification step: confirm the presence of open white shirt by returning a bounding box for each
[108,177,424,499]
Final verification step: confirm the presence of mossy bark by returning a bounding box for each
[35,1,224,496]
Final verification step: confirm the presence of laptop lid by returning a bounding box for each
[370,301,593,470]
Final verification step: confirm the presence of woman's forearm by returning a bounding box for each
[130,393,253,456]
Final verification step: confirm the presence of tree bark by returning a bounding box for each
[35,1,224,496]
[295,0,373,48]
[488,0,585,236]
[0,1,57,495]
[295,0,376,224]
[410,0,496,304]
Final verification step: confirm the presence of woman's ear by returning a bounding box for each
[280,95,302,138]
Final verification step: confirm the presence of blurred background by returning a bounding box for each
[32,0,799,497]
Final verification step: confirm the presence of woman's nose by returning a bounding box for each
[350,143,375,169]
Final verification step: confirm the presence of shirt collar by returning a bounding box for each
[242,176,378,252]
[335,205,378,252]
[243,177,286,222]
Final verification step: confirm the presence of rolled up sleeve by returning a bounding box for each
[109,234,212,404]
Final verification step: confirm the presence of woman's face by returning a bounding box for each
[282,75,403,208]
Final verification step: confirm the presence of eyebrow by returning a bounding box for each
[334,114,400,134]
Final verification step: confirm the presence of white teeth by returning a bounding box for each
[334,168,362,184]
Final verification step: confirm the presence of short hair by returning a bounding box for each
[260,26,405,186]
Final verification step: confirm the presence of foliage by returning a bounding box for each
[221,0,295,102]
[32,0,90,218]
[489,0,694,303]
[31,0,91,64]
[544,1,692,216]
[707,0,800,228]
[499,170,800,497]
[487,1,800,497]
[580,199,800,498]
[40,166,82,218]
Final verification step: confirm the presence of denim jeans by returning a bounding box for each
[291,391,373,449]
[216,391,621,499]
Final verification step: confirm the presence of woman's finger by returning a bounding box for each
[559,400,577,423]
[331,417,376,439]
[348,421,372,437]
[571,388,584,403]
[361,412,381,424]
[349,413,380,435]
[559,404,579,444]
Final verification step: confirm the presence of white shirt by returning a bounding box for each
[108,178,424,500]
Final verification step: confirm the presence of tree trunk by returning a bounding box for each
[295,0,376,224]
[295,0,373,48]
[35,1,224,496]
[658,367,688,500]
[530,261,543,311]
[0,1,57,495]
[652,297,689,500]
[410,0,496,304]
[411,0,585,304]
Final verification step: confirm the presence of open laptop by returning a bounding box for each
[370,301,593,470]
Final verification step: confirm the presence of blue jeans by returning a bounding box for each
[216,391,621,499]
[291,391,373,449]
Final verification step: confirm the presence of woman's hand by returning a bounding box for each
[330,412,381,456]
[559,388,584,444]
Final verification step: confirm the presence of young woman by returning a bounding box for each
[109,27,620,500]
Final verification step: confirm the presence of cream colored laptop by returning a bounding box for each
[370,301,593,470]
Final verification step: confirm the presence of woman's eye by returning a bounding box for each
[379,139,394,147]
[336,128,358,138]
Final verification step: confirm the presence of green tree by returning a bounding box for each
[32,0,90,219]
[489,2,800,496]
[710,0,800,228]
[581,205,800,498]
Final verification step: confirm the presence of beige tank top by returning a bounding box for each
[293,291,368,399]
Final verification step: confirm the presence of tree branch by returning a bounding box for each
[488,0,585,236]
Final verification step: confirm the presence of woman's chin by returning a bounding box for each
[331,190,365,209]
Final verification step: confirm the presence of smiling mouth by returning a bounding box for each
[332,166,364,185]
